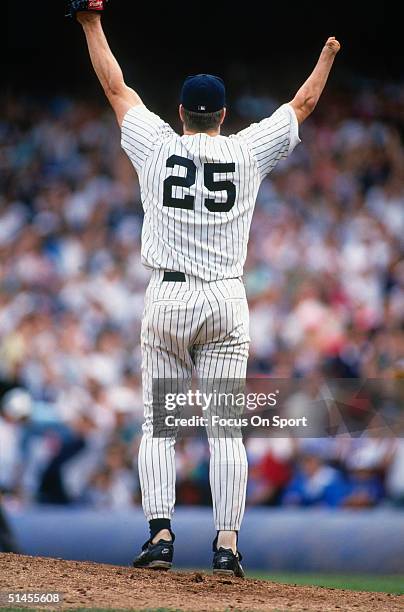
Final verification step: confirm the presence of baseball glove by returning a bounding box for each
[66,0,108,18]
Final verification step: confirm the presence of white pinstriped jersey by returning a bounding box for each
[121,103,300,281]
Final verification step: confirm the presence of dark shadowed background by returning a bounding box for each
[4,1,403,104]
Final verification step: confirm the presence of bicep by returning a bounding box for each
[289,97,312,125]
[107,85,143,127]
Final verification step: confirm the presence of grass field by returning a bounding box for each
[249,571,404,594]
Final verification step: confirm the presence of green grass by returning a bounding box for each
[248,571,404,594]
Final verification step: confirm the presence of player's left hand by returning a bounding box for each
[65,0,108,20]
[324,37,341,55]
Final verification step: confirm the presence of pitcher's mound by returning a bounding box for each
[0,553,402,611]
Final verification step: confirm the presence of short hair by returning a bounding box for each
[182,108,224,132]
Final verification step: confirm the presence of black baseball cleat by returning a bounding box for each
[133,538,173,570]
[213,546,245,578]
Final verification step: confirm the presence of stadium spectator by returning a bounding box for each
[0,83,403,508]
[282,442,347,507]
[342,443,386,508]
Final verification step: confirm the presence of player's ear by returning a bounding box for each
[179,104,185,123]
[220,108,227,125]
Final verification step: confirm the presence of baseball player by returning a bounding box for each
[68,0,340,576]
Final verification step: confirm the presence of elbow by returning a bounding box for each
[103,74,127,99]
[106,81,126,99]
[291,94,317,124]
[301,95,317,115]
[304,98,317,114]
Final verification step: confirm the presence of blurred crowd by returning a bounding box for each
[0,82,403,514]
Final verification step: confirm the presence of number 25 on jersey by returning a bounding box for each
[163,154,236,212]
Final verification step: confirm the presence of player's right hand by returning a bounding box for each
[324,37,341,55]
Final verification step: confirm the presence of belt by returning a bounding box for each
[163,271,186,282]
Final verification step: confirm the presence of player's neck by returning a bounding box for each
[183,127,221,137]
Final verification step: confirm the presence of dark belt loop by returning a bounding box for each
[163,271,186,282]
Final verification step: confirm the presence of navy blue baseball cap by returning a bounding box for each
[180,74,226,113]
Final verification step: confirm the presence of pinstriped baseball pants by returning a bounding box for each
[139,270,250,531]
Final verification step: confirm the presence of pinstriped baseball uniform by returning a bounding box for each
[121,103,300,530]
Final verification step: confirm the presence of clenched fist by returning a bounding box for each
[324,37,341,55]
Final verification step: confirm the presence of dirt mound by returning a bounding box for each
[0,553,402,611]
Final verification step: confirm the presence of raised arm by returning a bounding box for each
[290,37,341,125]
[77,12,142,126]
